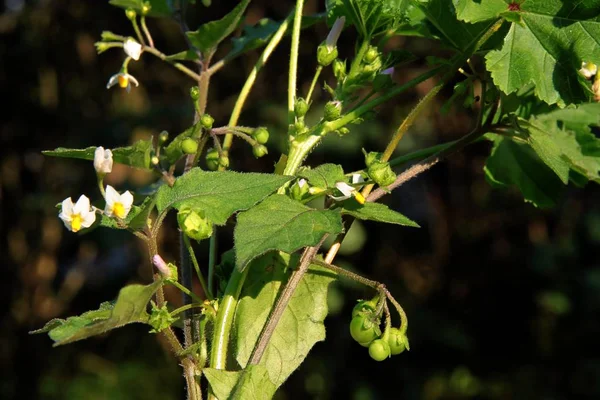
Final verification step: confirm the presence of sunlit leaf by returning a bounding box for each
[341,201,419,227]
[297,163,345,189]
[453,0,507,23]
[204,365,277,400]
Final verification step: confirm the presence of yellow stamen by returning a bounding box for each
[118,75,129,88]
[71,214,82,232]
[112,202,126,219]
[353,192,366,204]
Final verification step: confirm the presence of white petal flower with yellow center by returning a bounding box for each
[580,61,597,80]
[104,185,134,219]
[94,146,113,175]
[123,38,142,60]
[331,174,365,204]
[58,195,96,232]
[106,72,139,93]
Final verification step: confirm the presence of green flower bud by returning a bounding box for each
[294,120,306,134]
[291,178,309,200]
[148,301,178,333]
[317,43,338,67]
[362,149,382,167]
[159,131,169,144]
[338,127,350,136]
[190,86,200,100]
[181,138,198,155]
[177,207,213,241]
[332,59,346,81]
[364,46,379,64]
[205,148,219,170]
[324,101,342,121]
[294,97,309,118]
[151,155,160,166]
[253,127,269,145]
[368,160,396,187]
[94,42,111,54]
[125,8,137,20]
[141,1,151,15]
[252,144,268,158]
[387,328,409,355]
[218,155,230,168]
[200,114,214,130]
[100,31,123,42]
[368,339,391,361]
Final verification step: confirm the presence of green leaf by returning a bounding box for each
[155,169,291,226]
[234,195,343,270]
[43,138,154,170]
[233,253,337,392]
[453,0,507,23]
[327,0,410,37]
[526,123,570,184]
[486,1,600,106]
[164,49,199,61]
[30,280,163,345]
[109,0,172,17]
[204,365,277,400]
[341,201,419,227]
[297,163,346,189]
[186,0,250,54]
[484,136,564,208]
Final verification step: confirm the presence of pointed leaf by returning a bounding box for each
[297,163,346,189]
[234,195,343,270]
[30,281,163,346]
[453,0,507,23]
[186,0,250,54]
[43,138,154,170]
[204,365,277,400]
[233,253,337,390]
[526,123,570,184]
[341,201,420,227]
[486,1,600,106]
[155,169,291,226]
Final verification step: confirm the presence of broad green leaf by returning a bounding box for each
[155,169,291,225]
[297,163,345,189]
[484,136,564,208]
[341,201,420,227]
[30,281,162,346]
[486,1,600,106]
[109,0,172,17]
[43,138,154,170]
[234,195,343,270]
[327,0,410,37]
[233,253,337,391]
[537,103,600,127]
[453,0,507,23]
[163,124,201,164]
[186,0,250,54]
[526,124,570,184]
[204,365,277,400]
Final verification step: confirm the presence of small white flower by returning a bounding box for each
[94,146,113,175]
[58,195,96,232]
[580,61,597,80]
[326,17,345,50]
[298,178,307,188]
[331,174,366,204]
[104,185,134,219]
[123,38,142,60]
[106,72,139,93]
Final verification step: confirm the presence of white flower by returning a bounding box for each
[326,17,345,50]
[580,61,597,80]
[104,185,134,219]
[106,72,139,93]
[58,195,96,232]
[94,146,113,175]
[298,178,307,188]
[123,38,142,60]
[152,254,171,277]
[330,174,366,204]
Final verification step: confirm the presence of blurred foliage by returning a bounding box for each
[1,0,600,399]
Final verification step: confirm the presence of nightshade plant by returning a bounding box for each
[33,0,600,398]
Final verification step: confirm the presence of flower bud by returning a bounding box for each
[364,46,379,64]
[200,113,214,130]
[337,127,350,136]
[294,98,309,118]
[125,8,137,20]
[324,101,342,121]
[141,1,151,15]
[580,61,597,80]
[368,160,396,187]
[332,59,346,81]
[94,42,111,54]
[159,131,169,144]
[205,148,219,170]
[151,155,160,166]
[317,43,338,67]
[177,207,213,241]
[101,31,123,42]
[94,146,113,175]
[181,138,198,155]
[372,68,393,92]
[362,149,382,167]
[152,254,171,277]
[291,178,309,200]
[190,86,200,100]
[218,155,230,168]
[253,127,269,144]
[252,144,268,158]
[148,301,177,333]
[123,37,142,60]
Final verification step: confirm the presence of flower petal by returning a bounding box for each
[335,181,354,197]
[60,197,74,216]
[81,209,97,228]
[73,195,91,215]
[120,190,134,216]
[106,74,119,89]
[123,38,142,60]
[127,74,139,87]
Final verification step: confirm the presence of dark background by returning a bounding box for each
[2,1,600,399]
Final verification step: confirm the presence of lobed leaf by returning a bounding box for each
[204,365,277,400]
[341,201,419,227]
[453,0,507,23]
[297,163,346,189]
[234,195,343,270]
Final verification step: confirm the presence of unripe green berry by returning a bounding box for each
[362,149,382,168]
[317,43,338,67]
[205,148,219,170]
[368,160,396,186]
[294,98,309,118]
[200,114,214,130]
[368,339,391,361]
[177,207,213,241]
[190,86,200,101]
[387,328,408,355]
[352,298,378,318]
[202,0,211,6]
[252,144,268,158]
[125,9,137,20]
[159,131,169,144]
[324,101,342,121]
[332,59,346,80]
[364,46,379,64]
[253,127,269,145]
[350,315,381,346]
[141,1,151,15]
[151,155,160,166]
[181,138,198,155]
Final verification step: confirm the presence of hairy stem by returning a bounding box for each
[140,16,154,47]
[144,47,202,81]
[207,229,217,299]
[183,235,212,300]
[306,65,323,102]
[288,0,305,126]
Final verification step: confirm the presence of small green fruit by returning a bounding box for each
[364,46,379,64]
[317,43,338,67]
[252,144,268,158]
[387,328,408,355]
[253,127,269,144]
[368,339,391,361]
[368,160,396,187]
[205,148,219,170]
[332,59,346,80]
[181,138,198,155]
[200,114,214,130]
[158,131,169,144]
[350,315,381,345]
[294,98,309,118]
[190,86,200,101]
[177,207,213,241]
[352,298,378,318]
[324,101,342,121]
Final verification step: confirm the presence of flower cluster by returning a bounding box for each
[106,38,143,93]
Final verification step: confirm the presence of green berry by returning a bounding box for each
[317,43,338,67]
[368,160,396,187]
[181,138,198,155]
[253,127,269,145]
[158,131,169,144]
[190,86,200,101]
[125,8,137,20]
[349,315,381,345]
[387,328,408,355]
[200,114,214,130]
[364,46,379,64]
[252,144,268,158]
[368,339,391,361]
[332,59,346,80]
[177,207,213,241]
[324,101,342,121]
[205,148,219,170]
[352,298,378,318]
[294,98,309,118]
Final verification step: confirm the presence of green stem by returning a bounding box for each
[306,66,323,102]
[144,47,202,81]
[131,17,146,46]
[171,280,204,304]
[171,303,205,317]
[140,16,154,48]
[210,267,249,370]
[288,0,305,126]
[348,39,370,78]
[208,229,217,298]
[183,235,213,300]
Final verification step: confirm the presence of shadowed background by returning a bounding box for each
[2,0,600,399]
